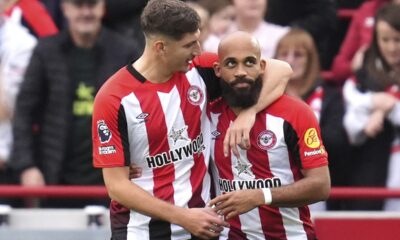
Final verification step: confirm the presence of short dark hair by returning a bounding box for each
[141,0,200,40]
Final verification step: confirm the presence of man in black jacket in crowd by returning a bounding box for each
[10,0,138,207]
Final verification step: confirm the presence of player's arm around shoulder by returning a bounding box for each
[102,167,228,239]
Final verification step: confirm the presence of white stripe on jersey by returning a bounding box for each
[122,93,153,236]
[265,114,307,240]
[158,87,192,240]
[238,206,266,239]
[186,68,208,102]
[230,147,265,239]
[186,67,212,204]
[127,212,151,240]
[122,93,151,175]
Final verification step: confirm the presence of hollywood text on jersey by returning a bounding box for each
[218,177,282,193]
[146,133,205,169]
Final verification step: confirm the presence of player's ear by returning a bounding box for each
[213,62,221,77]
[259,59,266,74]
[154,40,166,55]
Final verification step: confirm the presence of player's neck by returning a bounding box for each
[133,50,174,84]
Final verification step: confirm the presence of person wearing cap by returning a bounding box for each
[9,0,138,208]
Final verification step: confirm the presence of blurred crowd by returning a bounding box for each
[0,0,399,212]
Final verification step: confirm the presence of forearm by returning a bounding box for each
[252,59,291,113]
[104,169,185,225]
[268,167,330,208]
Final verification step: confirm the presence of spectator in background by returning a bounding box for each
[187,1,210,47]
[202,0,289,59]
[331,0,400,84]
[342,3,400,210]
[275,28,353,210]
[9,0,137,208]
[264,0,337,69]
[197,0,235,51]
[39,0,64,30]
[102,0,147,54]
[0,0,36,205]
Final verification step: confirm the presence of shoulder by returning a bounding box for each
[34,31,66,53]
[96,66,135,102]
[266,95,315,120]
[192,52,218,69]
[274,95,310,110]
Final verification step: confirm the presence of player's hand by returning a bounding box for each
[223,108,256,157]
[177,207,229,239]
[364,110,385,138]
[208,190,264,220]
[129,164,142,179]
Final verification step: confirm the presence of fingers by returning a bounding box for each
[239,130,250,149]
[223,128,231,157]
[223,126,252,158]
[207,194,226,207]
[225,210,240,221]
[129,165,142,179]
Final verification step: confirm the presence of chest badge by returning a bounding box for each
[257,130,277,150]
[187,85,204,105]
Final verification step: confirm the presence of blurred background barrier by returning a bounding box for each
[2,185,400,199]
[0,186,400,240]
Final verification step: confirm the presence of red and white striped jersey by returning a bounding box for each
[210,95,328,240]
[92,53,221,240]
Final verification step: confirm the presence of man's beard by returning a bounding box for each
[220,75,263,109]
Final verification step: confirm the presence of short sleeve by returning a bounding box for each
[92,89,130,168]
[192,52,221,101]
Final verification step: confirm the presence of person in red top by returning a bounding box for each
[208,31,330,239]
[92,1,292,239]
[5,0,58,37]
[331,0,395,83]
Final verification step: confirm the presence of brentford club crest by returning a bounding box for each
[187,85,204,105]
[257,130,277,150]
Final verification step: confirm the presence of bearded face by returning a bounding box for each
[220,74,263,109]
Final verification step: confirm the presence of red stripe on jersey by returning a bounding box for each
[287,148,315,239]
[212,109,247,238]
[134,90,175,204]
[299,206,316,239]
[213,108,234,181]
[178,75,206,207]
[248,113,287,240]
